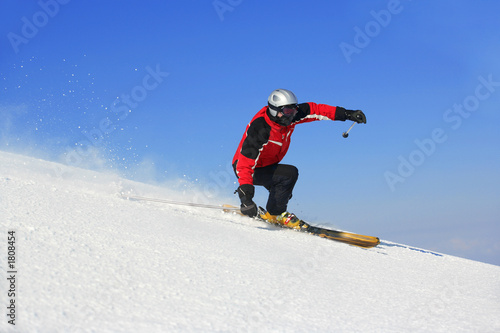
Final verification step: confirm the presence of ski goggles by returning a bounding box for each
[280,104,298,117]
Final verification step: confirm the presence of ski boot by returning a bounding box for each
[259,210,309,230]
[259,211,279,224]
[278,212,309,230]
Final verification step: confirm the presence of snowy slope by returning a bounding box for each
[1,150,499,333]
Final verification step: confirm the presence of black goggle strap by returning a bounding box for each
[268,103,280,116]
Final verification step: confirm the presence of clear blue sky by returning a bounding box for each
[1,0,499,265]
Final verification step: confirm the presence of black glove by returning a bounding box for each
[236,184,258,217]
[345,109,366,124]
[336,107,367,124]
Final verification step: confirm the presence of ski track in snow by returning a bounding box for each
[1,151,499,332]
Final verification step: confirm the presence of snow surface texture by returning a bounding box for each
[1,150,499,333]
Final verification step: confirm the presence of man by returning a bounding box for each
[232,89,366,228]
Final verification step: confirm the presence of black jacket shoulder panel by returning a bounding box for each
[241,117,271,160]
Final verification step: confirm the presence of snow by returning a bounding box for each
[1,150,499,332]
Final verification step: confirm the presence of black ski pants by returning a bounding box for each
[251,164,299,215]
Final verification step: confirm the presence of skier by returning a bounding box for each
[232,89,366,228]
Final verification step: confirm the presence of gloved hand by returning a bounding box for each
[345,109,366,124]
[236,184,258,217]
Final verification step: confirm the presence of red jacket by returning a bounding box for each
[232,102,344,185]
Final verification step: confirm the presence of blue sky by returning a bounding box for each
[1,0,499,265]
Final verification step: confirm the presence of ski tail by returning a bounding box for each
[122,194,241,211]
[222,204,243,215]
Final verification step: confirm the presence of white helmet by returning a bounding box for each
[268,89,298,117]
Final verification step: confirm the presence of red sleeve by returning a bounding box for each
[295,103,341,124]
[236,155,257,186]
